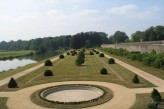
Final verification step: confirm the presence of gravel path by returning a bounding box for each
[0,81,136,109]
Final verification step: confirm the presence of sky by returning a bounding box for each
[0,0,164,42]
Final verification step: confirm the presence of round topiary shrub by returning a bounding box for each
[8,77,17,88]
[96,51,99,54]
[90,51,94,55]
[45,60,53,66]
[132,74,139,83]
[71,53,75,56]
[108,58,115,64]
[59,54,64,59]
[99,53,104,57]
[67,52,70,55]
[100,68,108,74]
[44,70,53,76]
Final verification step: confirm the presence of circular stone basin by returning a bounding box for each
[41,85,104,103]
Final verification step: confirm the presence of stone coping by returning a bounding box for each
[40,84,105,104]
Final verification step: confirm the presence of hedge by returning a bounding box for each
[100,48,164,69]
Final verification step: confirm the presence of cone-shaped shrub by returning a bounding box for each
[75,50,85,66]
[59,54,64,59]
[75,56,84,66]
[71,53,75,56]
[67,52,70,55]
[45,60,52,66]
[8,77,17,88]
[100,68,108,74]
[90,51,94,55]
[44,70,53,76]
[96,51,99,54]
[108,58,115,64]
[99,53,104,57]
[132,74,139,83]
[151,88,162,102]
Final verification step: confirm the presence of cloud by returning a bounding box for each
[106,4,138,16]
[106,4,161,20]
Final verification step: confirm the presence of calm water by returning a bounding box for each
[0,50,58,72]
[0,58,36,72]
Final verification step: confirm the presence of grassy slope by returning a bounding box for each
[0,50,33,58]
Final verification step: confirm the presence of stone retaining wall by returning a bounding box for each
[101,40,164,53]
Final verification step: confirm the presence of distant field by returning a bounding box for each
[0,50,34,59]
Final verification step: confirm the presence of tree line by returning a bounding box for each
[0,25,163,51]
[0,31,108,52]
[108,25,164,44]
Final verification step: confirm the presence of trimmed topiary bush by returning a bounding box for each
[100,68,108,74]
[59,54,64,59]
[45,60,53,66]
[108,58,115,64]
[132,74,139,83]
[99,53,104,57]
[8,77,17,88]
[90,51,94,55]
[44,70,53,76]
[96,51,99,54]
[151,88,162,102]
[67,52,70,55]
[71,53,75,56]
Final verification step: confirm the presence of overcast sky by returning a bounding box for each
[0,0,164,42]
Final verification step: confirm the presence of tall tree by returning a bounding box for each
[109,31,129,44]
[131,31,143,42]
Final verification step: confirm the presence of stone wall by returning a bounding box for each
[101,40,164,53]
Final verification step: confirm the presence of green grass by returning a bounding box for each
[0,52,154,91]
[0,50,34,58]
[99,57,154,88]
[99,49,164,80]
[130,93,164,109]
[0,97,8,109]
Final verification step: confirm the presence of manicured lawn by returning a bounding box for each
[0,51,154,91]
[99,49,164,80]
[0,97,8,109]
[0,50,34,58]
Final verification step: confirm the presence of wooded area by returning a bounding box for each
[0,25,163,51]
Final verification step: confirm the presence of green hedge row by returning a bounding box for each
[100,48,164,69]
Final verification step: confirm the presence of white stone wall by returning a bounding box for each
[102,40,164,53]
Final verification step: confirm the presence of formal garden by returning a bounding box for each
[0,49,164,109]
